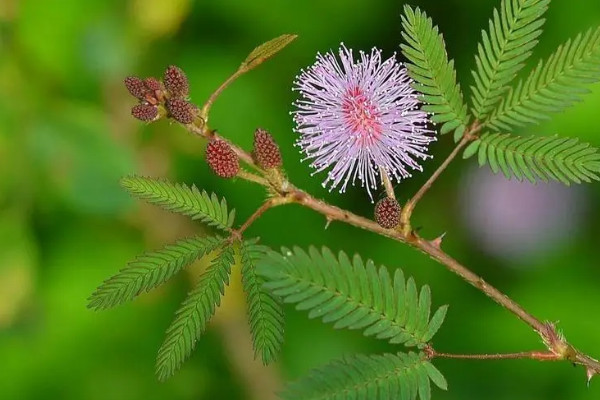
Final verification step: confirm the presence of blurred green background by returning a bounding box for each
[1,0,600,399]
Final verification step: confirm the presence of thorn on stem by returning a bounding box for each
[430,232,446,249]
[587,367,596,387]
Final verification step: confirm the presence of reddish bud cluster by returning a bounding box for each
[253,128,282,169]
[125,75,164,122]
[206,140,240,178]
[166,98,195,124]
[374,197,400,229]
[124,65,193,124]
[164,66,189,99]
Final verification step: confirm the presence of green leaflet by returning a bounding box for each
[121,176,235,231]
[88,236,223,310]
[487,27,600,131]
[470,0,549,120]
[400,6,469,139]
[242,34,297,71]
[257,246,448,348]
[281,352,447,400]
[463,133,600,184]
[155,244,235,381]
[240,241,285,365]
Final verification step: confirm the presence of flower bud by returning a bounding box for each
[374,197,400,229]
[144,77,162,92]
[164,65,189,98]
[124,76,147,100]
[206,140,240,178]
[131,104,158,122]
[253,128,282,169]
[166,98,195,124]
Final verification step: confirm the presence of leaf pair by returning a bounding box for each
[257,246,449,400]
[401,2,600,186]
[88,177,235,313]
[89,177,285,381]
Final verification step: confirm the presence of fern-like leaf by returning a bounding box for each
[155,244,234,381]
[463,133,600,184]
[470,0,549,119]
[281,352,447,400]
[400,6,469,139]
[88,236,222,310]
[487,28,600,130]
[257,247,448,348]
[121,176,235,231]
[240,241,285,365]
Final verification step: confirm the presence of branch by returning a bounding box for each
[177,115,600,381]
[236,197,290,237]
[400,123,480,232]
[426,347,561,362]
[201,68,248,123]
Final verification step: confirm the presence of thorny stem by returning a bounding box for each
[182,110,600,378]
[400,125,480,233]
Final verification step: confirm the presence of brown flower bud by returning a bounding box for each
[166,98,195,124]
[206,140,240,178]
[124,76,147,100]
[164,65,189,98]
[253,128,282,169]
[131,104,158,122]
[144,77,162,92]
[374,197,400,229]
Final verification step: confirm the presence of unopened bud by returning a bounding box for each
[124,76,147,100]
[164,65,189,98]
[166,98,195,124]
[144,77,162,92]
[206,140,240,178]
[374,197,400,229]
[131,104,159,122]
[253,128,282,169]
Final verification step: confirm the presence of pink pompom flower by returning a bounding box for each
[293,44,434,199]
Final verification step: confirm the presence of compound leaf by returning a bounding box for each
[463,133,600,184]
[156,244,235,381]
[487,28,600,130]
[240,241,285,365]
[88,236,223,310]
[401,6,470,139]
[470,0,550,119]
[257,247,448,348]
[281,351,447,400]
[121,176,235,231]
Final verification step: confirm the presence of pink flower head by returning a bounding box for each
[293,44,434,199]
